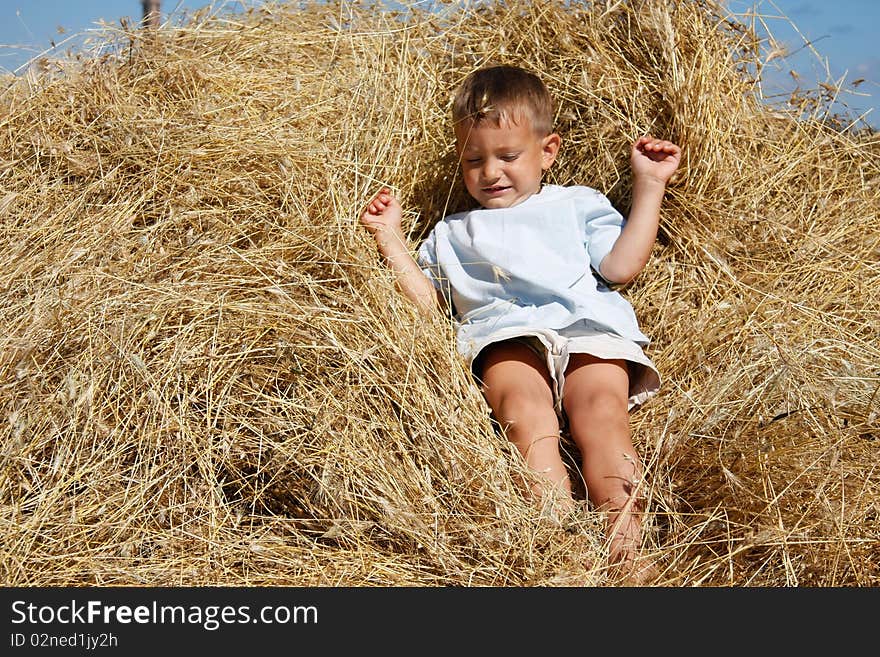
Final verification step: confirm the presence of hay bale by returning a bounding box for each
[1,0,877,586]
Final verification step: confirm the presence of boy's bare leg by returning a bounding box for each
[478,341,573,513]
[562,354,656,584]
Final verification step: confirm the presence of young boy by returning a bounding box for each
[360,65,681,583]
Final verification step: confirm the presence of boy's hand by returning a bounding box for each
[630,136,681,185]
[360,187,404,236]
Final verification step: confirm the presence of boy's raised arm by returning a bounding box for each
[599,136,681,285]
[360,187,444,315]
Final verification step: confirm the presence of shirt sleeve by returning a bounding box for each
[416,229,441,289]
[579,188,625,283]
[416,229,453,306]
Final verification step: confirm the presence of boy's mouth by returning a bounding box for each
[482,185,510,195]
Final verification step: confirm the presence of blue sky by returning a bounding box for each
[728,0,879,128]
[0,0,877,128]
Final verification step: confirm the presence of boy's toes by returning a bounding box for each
[609,553,660,586]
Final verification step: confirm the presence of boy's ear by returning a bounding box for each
[541,133,561,170]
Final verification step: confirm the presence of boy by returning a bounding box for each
[360,65,681,583]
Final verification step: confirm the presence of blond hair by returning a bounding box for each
[452,65,555,135]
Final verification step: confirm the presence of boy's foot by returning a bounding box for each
[608,551,660,586]
[604,501,658,585]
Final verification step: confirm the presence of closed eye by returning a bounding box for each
[501,153,520,162]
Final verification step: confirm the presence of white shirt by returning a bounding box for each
[417,184,650,362]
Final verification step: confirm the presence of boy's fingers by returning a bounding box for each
[365,188,397,219]
[638,139,679,154]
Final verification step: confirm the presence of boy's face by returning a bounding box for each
[455,115,560,210]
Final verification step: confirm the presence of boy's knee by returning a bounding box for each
[563,390,628,431]
[494,389,555,428]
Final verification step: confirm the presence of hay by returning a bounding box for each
[1,0,877,586]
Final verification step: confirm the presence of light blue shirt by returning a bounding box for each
[417,184,650,362]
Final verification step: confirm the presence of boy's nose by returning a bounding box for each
[481,160,501,181]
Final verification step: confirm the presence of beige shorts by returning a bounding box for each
[474,320,661,415]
